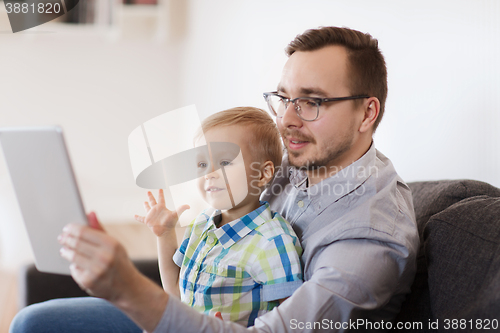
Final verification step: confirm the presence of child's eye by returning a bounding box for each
[220,160,232,167]
[198,162,207,168]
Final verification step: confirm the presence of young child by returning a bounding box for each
[134,107,302,327]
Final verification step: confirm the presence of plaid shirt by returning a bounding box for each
[173,201,303,327]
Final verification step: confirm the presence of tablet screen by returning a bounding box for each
[0,126,88,275]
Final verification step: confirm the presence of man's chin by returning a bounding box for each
[287,150,308,168]
[288,153,331,170]
[286,147,323,169]
[289,156,315,170]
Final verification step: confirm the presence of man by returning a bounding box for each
[10,27,419,333]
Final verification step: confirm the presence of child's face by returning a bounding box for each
[194,125,261,211]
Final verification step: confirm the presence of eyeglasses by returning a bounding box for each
[263,92,369,121]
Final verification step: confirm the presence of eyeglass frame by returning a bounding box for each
[263,91,370,121]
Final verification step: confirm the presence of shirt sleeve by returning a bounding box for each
[251,233,303,302]
[153,237,413,333]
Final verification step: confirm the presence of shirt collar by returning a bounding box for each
[206,201,272,249]
[287,142,377,202]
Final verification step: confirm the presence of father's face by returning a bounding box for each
[277,45,365,170]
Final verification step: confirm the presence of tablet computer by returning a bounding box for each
[0,126,88,275]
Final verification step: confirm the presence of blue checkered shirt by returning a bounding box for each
[173,201,303,327]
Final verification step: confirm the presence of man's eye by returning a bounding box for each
[198,162,207,168]
[220,160,232,167]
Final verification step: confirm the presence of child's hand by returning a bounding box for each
[134,189,189,237]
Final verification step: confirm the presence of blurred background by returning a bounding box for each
[0,0,499,321]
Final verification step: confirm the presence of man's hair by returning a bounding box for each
[286,26,388,131]
[199,107,282,169]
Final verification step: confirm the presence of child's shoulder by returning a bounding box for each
[196,207,218,222]
[255,210,297,241]
[185,207,218,231]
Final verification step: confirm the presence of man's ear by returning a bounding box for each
[257,161,275,187]
[359,97,380,133]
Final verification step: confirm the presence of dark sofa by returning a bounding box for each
[395,180,500,331]
[18,180,500,332]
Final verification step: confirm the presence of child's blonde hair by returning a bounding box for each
[197,107,282,169]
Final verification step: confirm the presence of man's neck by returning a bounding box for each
[306,140,373,186]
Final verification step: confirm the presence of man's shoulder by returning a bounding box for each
[370,149,415,224]
[316,156,417,248]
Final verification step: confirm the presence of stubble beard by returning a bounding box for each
[285,132,354,171]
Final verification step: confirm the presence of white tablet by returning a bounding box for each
[0,126,88,275]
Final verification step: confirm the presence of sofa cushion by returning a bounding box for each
[396,180,500,327]
[425,195,500,327]
[410,180,500,234]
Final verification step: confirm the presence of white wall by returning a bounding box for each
[0,0,499,270]
[178,0,500,184]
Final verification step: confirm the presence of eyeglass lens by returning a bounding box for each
[267,95,318,121]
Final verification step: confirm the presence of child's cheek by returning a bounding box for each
[226,164,249,206]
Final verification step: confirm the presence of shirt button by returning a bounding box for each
[218,267,224,274]
[207,237,215,244]
[297,200,304,208]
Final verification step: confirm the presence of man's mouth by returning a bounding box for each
[287,138,310,150]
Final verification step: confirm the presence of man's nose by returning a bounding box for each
[280,101,303,128]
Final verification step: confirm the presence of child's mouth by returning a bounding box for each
[206,186,225,192]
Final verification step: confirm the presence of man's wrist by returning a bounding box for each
[114,269,169,333]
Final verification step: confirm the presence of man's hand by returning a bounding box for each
[58,212,170,332]
[58,212,140,302]
[134,189,189,237]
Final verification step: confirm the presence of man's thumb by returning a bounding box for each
[87,212,105,231]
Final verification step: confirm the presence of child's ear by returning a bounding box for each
[258,161,275,187]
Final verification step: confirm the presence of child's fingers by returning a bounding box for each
[176,205,190,218]
[134,215,145,223]
[143,201,151,212]
[147,191,157,206]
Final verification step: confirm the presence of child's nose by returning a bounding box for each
[205,170,220,180]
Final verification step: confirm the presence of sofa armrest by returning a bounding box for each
[18,259,161,309]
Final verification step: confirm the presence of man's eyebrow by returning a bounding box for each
[276,84,287,94]
[299,87,329,97]
[275,85,329,97]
